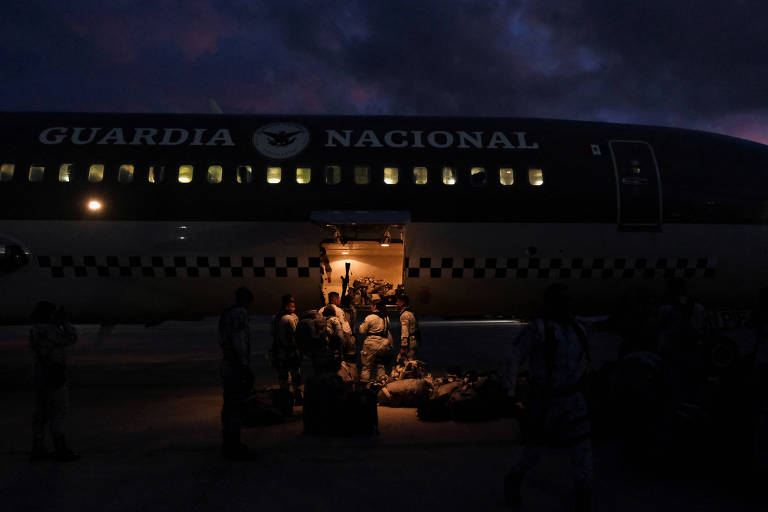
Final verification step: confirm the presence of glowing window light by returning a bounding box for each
[296,167,311,184]
[324,165,341,184]
[207,165,223,184]
[499,167,514,186]
[178,165,194,183]
[119,164,134,183]
[0,163,15,182]
[470,167,487,186]
[354,166,370,185]
[29,165,45,182]
[528,168,544,186]
[89,164,104,183]
[237,165,253,184]
[413,166,428,185]
[148,165,164,183]
[267,167,282,184]
[87,199,103,211]
[442,167,456,185]
[59,164,74,183]
[384,167,399,185]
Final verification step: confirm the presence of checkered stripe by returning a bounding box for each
[405,257,717,279]
[37,256,321,279]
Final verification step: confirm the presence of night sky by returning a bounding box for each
[2,1,767,144]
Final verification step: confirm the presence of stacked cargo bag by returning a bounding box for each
[242,394,286,427]
[378,378,431,407]
[303,374,345,435]
[417,380,462,421]
[341,389,379,436]
[449,373,507,422]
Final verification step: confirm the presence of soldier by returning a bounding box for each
[396,295,420,361]
[29,301,80,462]
[270,294,302,404]
[503,284,593,511]
[358,300,393,387]
[218,287,255,460]
[321,291,356,359]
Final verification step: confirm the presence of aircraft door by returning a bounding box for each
[610,140,662,230]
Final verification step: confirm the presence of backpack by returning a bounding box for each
[295,310,328,353]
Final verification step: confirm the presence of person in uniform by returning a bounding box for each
[29,301,80,462]
[270,294,302,403]
[218,287,255,460]
[503,284,593,511]
[321,292,356,360]
[396,295,420,361]
[358,300,393,387]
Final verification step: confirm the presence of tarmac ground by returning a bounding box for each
[0,318,764,511]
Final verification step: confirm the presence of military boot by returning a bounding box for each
[503,470,524,510]
[52,434,81,462]
[30,436,51,462]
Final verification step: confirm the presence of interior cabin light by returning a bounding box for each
[87,199,103,212]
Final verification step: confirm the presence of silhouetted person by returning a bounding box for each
[397,295,420,361]
[503,284,593,511]
[270,294,302,403]
[358,300,393,387]
[218,287,255,460]
[29,301,80,462]
[615,288,658,358]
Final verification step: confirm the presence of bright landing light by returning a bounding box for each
[87,199,103,211]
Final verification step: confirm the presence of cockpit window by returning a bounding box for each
[528,168,544,186]
[119,164,135,183]
[207,165,223,184]
[413,166,428,185]
[384,167,399,185]
[29,165,45,182]
[237,165,253,184]
[0,163,14,182]
[442,167,457,185]
[267,167,281,184]
[89,164,104,183]
[470,167,487,186]
[59,164,74,183]
[296,167,311,184]
[354,166,370,185]
[499,167,514,185]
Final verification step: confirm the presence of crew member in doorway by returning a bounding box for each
[502,284,593,512]
[359,300,393,387]
[321,291,356,359]
[340,294,358,360]
[270,294,302,404]
[397,295,420,361]
[218,287,256,460]
[29,301,80,462]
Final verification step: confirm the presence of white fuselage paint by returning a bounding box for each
[1,221,765,324]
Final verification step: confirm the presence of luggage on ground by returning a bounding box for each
[242,394,286,427]
[378,378,431,407]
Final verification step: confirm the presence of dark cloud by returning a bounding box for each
[0,0,766,143]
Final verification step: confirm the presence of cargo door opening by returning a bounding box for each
[320,224,405,312]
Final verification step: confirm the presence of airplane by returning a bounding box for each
[1,112,767,327]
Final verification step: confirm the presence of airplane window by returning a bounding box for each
[324,165,341,185]
[471,167,487,186]
[148,165,164,183]
[237,165,253,184]
[354,166,370,185]
[0,163,14,182]
[29,165,45,182]
[59,164,74,183]
[528,168,544,186]
[296,167,311,184]
[207,165,223,184]
[384,167,399,185]
[267,167,281,184]
[499,167,514,186]
[413,166,428,185]
[178,165,194,184]
[119,164,135,183]
[89,164,104,183]
[442,167,456,185]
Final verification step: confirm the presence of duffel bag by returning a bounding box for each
[378,378,431,407]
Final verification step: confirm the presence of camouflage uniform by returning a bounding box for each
[359,313,393,384]
[399,307,420,360]
[270,310,301,390]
